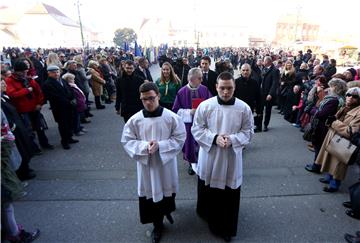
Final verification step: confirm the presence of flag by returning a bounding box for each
[135,41,142,57]
[123,42,129,52]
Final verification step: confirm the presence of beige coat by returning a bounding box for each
[88,68,106,96]
[315,105,360,180]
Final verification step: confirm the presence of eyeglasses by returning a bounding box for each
[140,96,157,102]
[346,94,359,99]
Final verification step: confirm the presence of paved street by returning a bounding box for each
[14,65,359,243]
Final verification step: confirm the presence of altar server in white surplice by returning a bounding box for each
[121,82,186,243]
[191,72,254,242]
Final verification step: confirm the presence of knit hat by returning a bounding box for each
[347,68,357,79]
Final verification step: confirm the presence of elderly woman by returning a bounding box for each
[172,68,212,175]
[305,78,348,174]
[315,87,360,192]
[87,60,106,109]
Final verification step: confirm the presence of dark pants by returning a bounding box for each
[28,111,49,147]
[197,177,241,237]
[258,98,273,129]
[57,115,73,146]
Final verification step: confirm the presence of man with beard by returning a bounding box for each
[115,60,146,122]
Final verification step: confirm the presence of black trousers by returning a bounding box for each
[139,194,176,225]
[197,177,241,237]
[258,98,273,129]
[57,114,74,146]
[28,111,49,147]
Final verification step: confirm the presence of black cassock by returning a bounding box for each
[197,177,241,237]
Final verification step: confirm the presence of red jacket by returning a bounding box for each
[5,75,44,113]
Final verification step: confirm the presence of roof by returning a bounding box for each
[25,3,79,28]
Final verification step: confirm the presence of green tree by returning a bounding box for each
[113,28,137,47]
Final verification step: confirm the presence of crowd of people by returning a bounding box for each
[1,45,360,243]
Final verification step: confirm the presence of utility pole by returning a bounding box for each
[294,5,302,43]
[76,0,85,50]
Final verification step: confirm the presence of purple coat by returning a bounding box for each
[172,84,212,163]
[71,87,87,112]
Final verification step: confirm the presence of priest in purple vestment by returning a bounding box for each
[172,67,212,175]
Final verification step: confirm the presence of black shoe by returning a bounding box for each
[62,144,71,150]
[344,233,360,243]
[254,128,262,133]
[323,186,338,193]
[345,209,360,219]
[223,236,231,242]
[8,228,40,243]
[33,149,43,156]
[342,201,352,209]
[96,105,105,109]
[87,112,94,117]
[68,138,79,144]
[80,118,91,124]
[41,144,54,150]
[17,171,36,181]
[151,226,163,243]
[165,213,174,224]
[319,178,330,184]
[305,164,321,174]
[188,165,195,175]
[263,126,268,132]
[356,231,360,237]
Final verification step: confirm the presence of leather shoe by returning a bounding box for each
[62,144,71,150]
[319,178,329,184]
[254,128,262,133]
[151,226,163,243]
[263,126,268,132]
[345,209,360,220]
[188,165,195,175]
[17,171,36,181]
[323,186,338,193]
[343,201,352,209]
[68,138,79,144]
[344,233,360,243]
[305,164,320,174]
[42,144,54,150]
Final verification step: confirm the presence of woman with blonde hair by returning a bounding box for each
[278,60,296,113]
[155,62,181,109]
[46,52,63,70]
[87,60,106,109]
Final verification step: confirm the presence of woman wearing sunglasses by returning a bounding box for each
[315,87,360,192]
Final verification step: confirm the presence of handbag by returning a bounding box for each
[303,117,318,142]
[325,133,357,164]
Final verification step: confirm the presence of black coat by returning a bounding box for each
[135,67,153,82]
[261,64,280,99]
[115,73,145,116]
[202,70,218,96]
[234,76,262,112]
[173,64,190,86]
[1,95,34,161]
[42,77,75,123]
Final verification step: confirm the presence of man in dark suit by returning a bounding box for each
[257,56,280,132]
[42,65,78,149]
[234,63,262,125]
[115,60,145,122]
[135,57,153,82]
[200,56,218,96]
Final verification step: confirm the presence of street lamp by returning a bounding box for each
[76,0,85,50]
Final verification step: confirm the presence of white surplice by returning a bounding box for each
[191,97,254,190]
[121,108,186,203]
